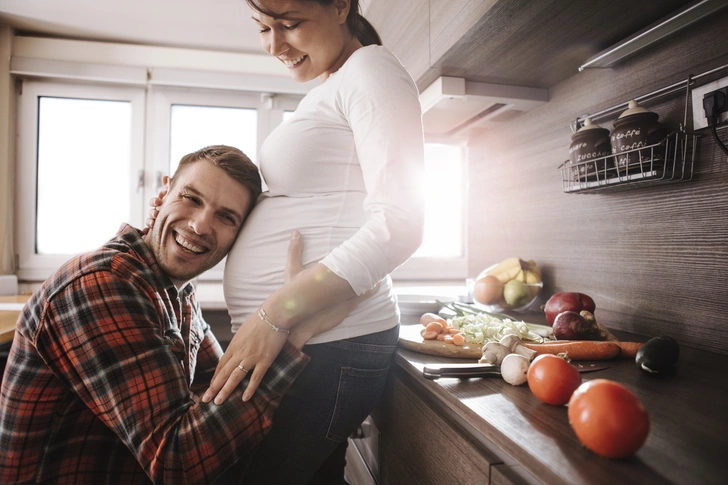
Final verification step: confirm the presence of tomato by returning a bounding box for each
[526,354,582,405]
[568,379,650,458]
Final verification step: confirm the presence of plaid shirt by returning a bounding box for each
[0,224,308,485]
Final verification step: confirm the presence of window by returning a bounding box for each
[392,142,468,280]
[169,105,258,175]
[36,97,134,255]
[16,79,466,282]
[16,82,145,280]
[16,82,301,281]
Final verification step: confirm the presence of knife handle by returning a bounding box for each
[423,363,501,380]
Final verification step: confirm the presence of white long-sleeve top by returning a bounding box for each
[223,45,425,344]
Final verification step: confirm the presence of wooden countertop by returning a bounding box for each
[0,295,30,346]
[394,322,728,485]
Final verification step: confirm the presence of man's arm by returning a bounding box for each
[35,271,308,485]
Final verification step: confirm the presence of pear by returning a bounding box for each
[503,280,531,307]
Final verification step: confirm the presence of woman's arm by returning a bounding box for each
[203,236,361,404]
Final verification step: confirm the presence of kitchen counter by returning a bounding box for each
[0,295,29,346]
[380,319,728,485]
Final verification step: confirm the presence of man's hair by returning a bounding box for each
[172,145,262,212]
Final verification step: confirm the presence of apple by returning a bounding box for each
[544,292,596,325]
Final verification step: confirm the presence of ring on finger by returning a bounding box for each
[237,363,248,373]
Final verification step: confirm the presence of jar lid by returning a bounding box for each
[617,100,652,118]
[576,117,605,132]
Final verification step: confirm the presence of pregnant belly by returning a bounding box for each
[223,194,363,324]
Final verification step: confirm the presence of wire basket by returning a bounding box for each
[558,131,697,193]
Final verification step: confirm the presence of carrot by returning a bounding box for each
[527,340,644,359]
[448,327,461,335]
[615,342,643,358]
[444,335,454,344]
[422,330,439,340]
[522,341,622,360]
[436,333,447,341]
[425,322,444,334]
[451,334,465,346]
[420,312,447,327]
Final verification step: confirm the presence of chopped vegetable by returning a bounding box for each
[438,302,545,346]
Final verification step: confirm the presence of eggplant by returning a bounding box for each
[635,336,680,374]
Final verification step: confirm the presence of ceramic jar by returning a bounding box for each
[611,100,667,175]
[568,118,612,181]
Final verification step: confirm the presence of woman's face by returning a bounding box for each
[251,0,359,83]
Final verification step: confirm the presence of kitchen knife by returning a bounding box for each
[422,362,610,380]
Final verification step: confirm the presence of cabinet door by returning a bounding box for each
[376,369,496,484]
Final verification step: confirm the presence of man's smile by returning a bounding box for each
[173,231,209,255]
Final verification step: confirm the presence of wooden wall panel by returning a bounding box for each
[467,10,728,354]
[363,0,433,81]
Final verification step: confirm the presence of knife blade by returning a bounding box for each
[422,362,610,380]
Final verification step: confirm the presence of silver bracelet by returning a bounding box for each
[258,307,290,335]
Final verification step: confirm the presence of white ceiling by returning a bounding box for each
[0,0,324,54]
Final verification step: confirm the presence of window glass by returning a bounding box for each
[36,97,132,254]
[169,105,257,174]
[413,143,465,258]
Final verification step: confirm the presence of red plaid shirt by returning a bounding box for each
[0,224,308,485]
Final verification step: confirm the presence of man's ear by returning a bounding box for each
[162,176,171,199]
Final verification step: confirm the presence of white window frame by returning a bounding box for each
[15,80,146,281]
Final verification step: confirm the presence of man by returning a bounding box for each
[0,145,355,485]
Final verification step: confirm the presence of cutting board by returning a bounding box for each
[398,324,482,359]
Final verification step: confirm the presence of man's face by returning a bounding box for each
[143,161,253,286]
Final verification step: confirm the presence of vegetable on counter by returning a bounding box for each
[527,354,582,405]
[552,311,601,340]
[437,300,547,345]
[544,291,596,325]
[501,354,531,386]
[568,379,650,458]
[522,341,624,360]
[635,336,680,374]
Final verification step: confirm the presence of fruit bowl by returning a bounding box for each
[467,259,544,313]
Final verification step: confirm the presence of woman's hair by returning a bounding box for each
[246,0,382,46]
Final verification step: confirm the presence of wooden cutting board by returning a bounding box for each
[398,324,482,359]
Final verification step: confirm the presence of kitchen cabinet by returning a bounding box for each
[375,366,496,484]
[373,324,728,485]
[366,0,695,90]
[364,0,432,82]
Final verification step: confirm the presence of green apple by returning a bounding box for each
[503,280,531,306]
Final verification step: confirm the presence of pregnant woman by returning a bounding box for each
[195,1,424,482]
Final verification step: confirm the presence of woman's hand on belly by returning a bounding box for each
[202,231,306,404]
[203,231,373,403]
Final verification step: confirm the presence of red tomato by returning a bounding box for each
[568,379,650,458]
[526,354,582,405]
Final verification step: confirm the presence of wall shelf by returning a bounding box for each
[558,63,728,194]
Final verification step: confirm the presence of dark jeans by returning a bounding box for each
[217,324,399,485]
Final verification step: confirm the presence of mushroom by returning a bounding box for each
[499,334,537,361]
[479,342,509,365]
[500,353,530,386]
